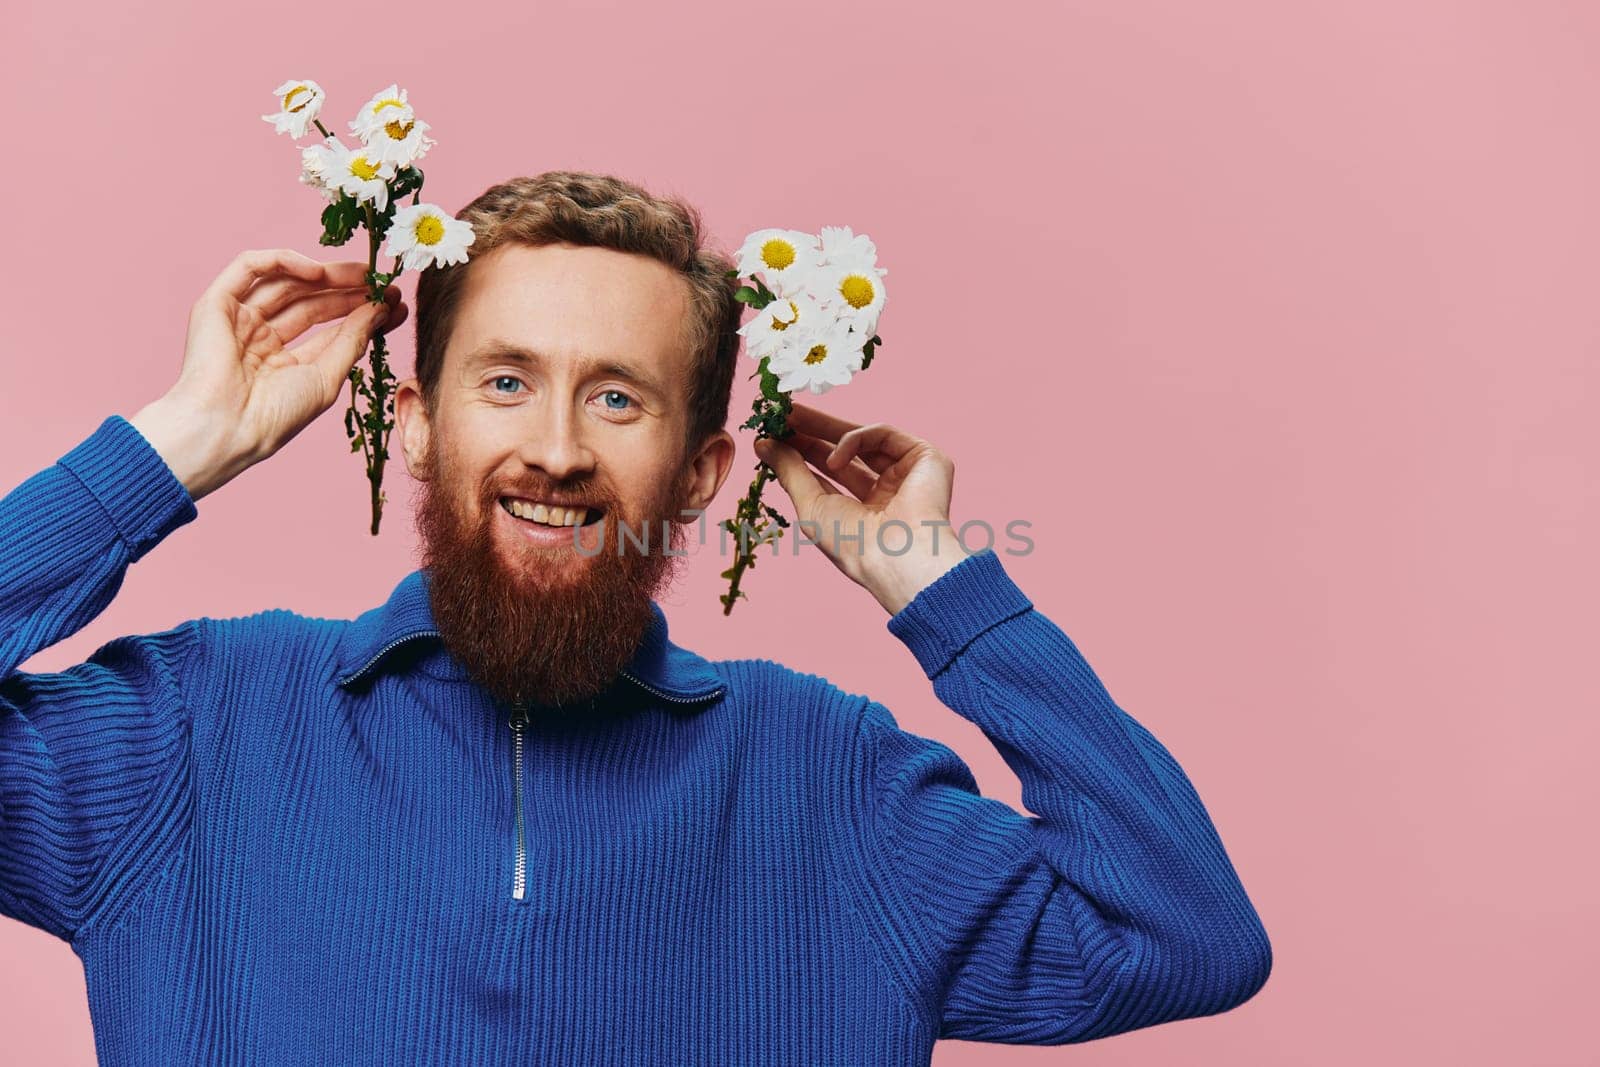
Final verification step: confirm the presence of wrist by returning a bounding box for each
[127,396,247,502]
[869,543,973,617]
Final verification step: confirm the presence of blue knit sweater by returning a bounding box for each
[0,414,1270,1064]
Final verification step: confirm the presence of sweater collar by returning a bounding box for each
[333,569,726,705]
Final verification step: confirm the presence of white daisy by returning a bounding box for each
[735,228,821,299]
[818,224,879,265]
[840,325,873,373]
[262,79,326,139]
[349,85,410,138]
[813,254,886,334]
[360,107,436,168]
[319,140,398,212]
[767,316,862,396]
[298,136,344,202]
[383,203,476,270]
[347,85,436,168]
[737,289,833,362]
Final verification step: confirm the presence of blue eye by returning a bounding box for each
[491,376,523,394]
[600,390,632,411]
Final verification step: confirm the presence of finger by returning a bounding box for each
[784,430,877,500]
[784,401,863,444]
[786,402,921,473]
[267,285,400,343]
[376,294,408,335]
[309,299,391,401]
[265,288,368,343]
[210,249,361,304]
[245,271,371,318]
[831,422,923,475]
[754,437,840,516]
[247,277,357,321]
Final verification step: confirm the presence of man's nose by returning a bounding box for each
[515,400,597,482]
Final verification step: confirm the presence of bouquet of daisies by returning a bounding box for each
[718,226,886,614]
[262,80,475,534]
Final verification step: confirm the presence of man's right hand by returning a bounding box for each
[129,248,409,503]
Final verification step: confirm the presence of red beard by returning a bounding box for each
[413,438,690,714]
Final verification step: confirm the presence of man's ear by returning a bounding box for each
[681,429,737,514]
[394,377,433,481]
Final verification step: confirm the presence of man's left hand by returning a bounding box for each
[754,402,972,616]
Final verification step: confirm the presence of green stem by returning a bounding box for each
[718,384,794,615]
[720,462,778,615]
[340,200,396,534]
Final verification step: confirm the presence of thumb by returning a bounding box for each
[317,299,389,396]
[756,436,836,518]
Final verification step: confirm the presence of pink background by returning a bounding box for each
[4,0,1597,1062]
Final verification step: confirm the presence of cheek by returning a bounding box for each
[434,452,503,522]
[444,427,516,480]
[644,461,695,514]
[634,442,691,494]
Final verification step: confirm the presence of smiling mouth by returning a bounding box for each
[499,496,607,529]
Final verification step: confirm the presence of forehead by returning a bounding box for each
[443,243,692,394]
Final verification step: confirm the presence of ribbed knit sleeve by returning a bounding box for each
[852,548,1272,1045]
[0,415,201,941]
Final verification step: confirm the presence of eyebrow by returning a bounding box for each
[462,339,667,399]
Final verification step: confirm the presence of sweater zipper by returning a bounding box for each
[503,681,718,903]
[336,629,443,688]
[617,670,725,706]
[510,703,529,902]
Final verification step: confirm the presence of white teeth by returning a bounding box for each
[502,498,590,527]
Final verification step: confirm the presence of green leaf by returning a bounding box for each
[758,365,786,403]
[374,196,399,237]
[391,166,425,201]
[319,193,362,247]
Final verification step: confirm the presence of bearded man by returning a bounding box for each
[0,171,1271,1064]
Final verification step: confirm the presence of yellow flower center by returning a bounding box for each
[839,274,875,309]
[769,300,799,331]
[384,119,414,141]
[371,97,405,115]
[350,156,382,181]
[760,239,796,271]
[804,343,829,365]
[414,215,445,246]
[283,85,311,112]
